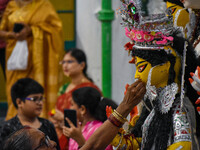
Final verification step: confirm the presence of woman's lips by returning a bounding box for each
[64,69,68,72]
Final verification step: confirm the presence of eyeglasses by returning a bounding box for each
[59,60,77,65]
[34,135,52,150]
[24,96,45,103]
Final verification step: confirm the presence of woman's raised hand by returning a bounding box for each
[63,118,85,147]
[117,80,146,117]
[53,109,64,121]
[49,109,64,129]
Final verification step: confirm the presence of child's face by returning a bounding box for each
[20,93,44,118]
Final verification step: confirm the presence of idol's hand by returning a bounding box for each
[195,98,200,115]
[189,66,200,92]
[189,66,200,115]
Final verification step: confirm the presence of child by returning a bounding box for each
[0,78,60,150]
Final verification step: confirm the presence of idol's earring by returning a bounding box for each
[144,66,157,109]
[144,65,178,113]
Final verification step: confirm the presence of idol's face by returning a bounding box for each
[166,1,189,28]
[134,57,170,88]
[180,0,200,9]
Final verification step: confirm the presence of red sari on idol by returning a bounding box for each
[56,82,101,150]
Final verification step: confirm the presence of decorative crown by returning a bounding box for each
[119,0,175,50]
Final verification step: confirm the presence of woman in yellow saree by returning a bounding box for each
[0,0,64,120]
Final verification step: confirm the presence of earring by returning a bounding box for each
[144,66,157,107]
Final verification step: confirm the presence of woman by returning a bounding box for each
[0,0,64,120]
[3,126,57,150]
[56,48,101,112]
[50,48,101,150]
[63,87,117,150]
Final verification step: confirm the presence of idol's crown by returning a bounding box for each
[119,0,174,50]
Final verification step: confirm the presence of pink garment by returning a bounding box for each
[69,120,113,150]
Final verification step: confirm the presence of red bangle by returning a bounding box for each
[108,114,123,128]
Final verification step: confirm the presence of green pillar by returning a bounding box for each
[98,0,114,98]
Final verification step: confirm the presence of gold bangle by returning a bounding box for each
[108,114,124,128]
[114,109,128,122]
[112,111,127,124]
[112,112,124,124]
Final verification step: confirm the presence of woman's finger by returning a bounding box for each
[128,80,141,89]
[65,117,75,128]
[62,126,70,137]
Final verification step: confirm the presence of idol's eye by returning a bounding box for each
[138,64,147,72]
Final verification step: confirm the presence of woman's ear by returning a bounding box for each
[80,105,86,116]
[80,62,85,71]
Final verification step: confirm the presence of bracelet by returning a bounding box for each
[108,114,124,128]
[113,109,128,123]
[112,112,127,124]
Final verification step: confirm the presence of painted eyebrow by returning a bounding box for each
[136,61,146,67]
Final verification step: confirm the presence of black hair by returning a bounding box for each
[3,126,33,150]
[72,87,118,122]
[163,0,184,7]
[66,48,93,82]
[131,31,199,149]
[11,78,44,108]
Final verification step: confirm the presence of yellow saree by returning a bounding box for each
[0,0,64,119]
